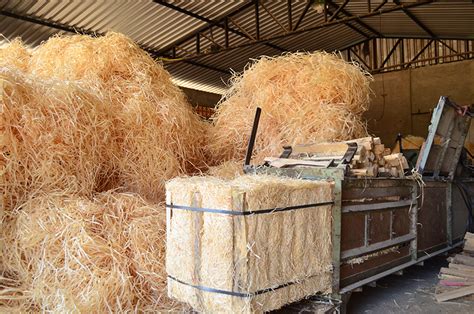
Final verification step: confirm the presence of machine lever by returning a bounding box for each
[244,107,262,166]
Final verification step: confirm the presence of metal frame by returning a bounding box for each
[153,0,432,60]
[344,38,473,73]
[2,1,473,76]
[251,163,467,307]
[416,96,472,180]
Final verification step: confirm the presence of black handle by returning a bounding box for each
[244,107,262,166]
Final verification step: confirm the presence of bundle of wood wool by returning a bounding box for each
[207,52,372,164]
[0,39,31,71]
[0,68,115,213]
[29,32,206,201]
[206,160,244,179]
[0,192,184,312]
[166,175,334,313]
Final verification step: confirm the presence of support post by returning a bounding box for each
[410,182,418,261]
[447,183,453,246]
[331,177,343,298]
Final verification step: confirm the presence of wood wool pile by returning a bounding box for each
[207,52,373,165]
[0,33,204,312]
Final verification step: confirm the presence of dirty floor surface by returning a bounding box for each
[276,255,474,313]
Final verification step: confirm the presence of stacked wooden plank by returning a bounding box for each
[435,233,474,302]
[347,137,410,178]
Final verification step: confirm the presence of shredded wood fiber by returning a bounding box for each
[207,52,372,164]
[166,174,334,313]
[28,32,206,201]
[0,39,30,71]
[206,160,244,180]
[1,68,115,213]
[0,33,204,311]
[0,192,185,312]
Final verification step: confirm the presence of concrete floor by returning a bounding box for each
[347,256,473,314]
[277,255,474,313]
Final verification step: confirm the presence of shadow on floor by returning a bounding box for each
[275,255,474,313]
[347,256,473,314]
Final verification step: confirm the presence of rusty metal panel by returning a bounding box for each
[369,211,392,243]
[340,246,410,287]
[451,181,473,241]
[417,181,448,253]
[340,178,416,286]
[341,212,365,251]
[393,208,410,237]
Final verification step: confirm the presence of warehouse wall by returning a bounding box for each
[365,59,474,147]
[181,87,221,108]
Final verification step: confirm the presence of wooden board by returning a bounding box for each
[451,254,474,267]
[435,285,474,302]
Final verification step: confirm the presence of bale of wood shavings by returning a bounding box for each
[0,39,31,71]
[0,68,115,213]
[0,192,185,312]
[206,160,244,179]
[28,32,206,201]
[207,52,372,164]
[166,174,334,313]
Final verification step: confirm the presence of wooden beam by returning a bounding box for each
[436,285,474,302]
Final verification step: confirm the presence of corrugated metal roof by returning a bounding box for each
[0,0,473,94]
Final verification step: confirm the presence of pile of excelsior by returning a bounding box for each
[207,52,372,165]
[1,34,373,312]
[1,33,204,312]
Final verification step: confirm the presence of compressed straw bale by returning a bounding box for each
[207,52,372,165]
[0,192,185,312]
[166,175,334,313]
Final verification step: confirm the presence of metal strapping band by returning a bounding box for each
[166,201,334,216]
[168,275,303,298]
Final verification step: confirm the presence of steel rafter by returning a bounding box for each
[393,0,436,38]
[154,0,286,54]
[405,39,434,68]
[0,9,231,75]
[159,0,432,60]
[325,5,372,39]
[326,0,383,38]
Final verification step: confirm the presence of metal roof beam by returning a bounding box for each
[328,0,350,22]
[293,0,312,31]
[154,0,286,54]
[393,0,436,38]
[166,0,433,61]
[326,0,383,37]
[349,47,372,71]
[0,9,231,75]
[380,38,402,68]
[182,60,231,75]
[405,39,434,68]
[326,6,372,39]
[155,1,255,53]
[372,0,388,12]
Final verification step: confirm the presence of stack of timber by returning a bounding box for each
[166,175,334,313]
[347,137,409,178]
[435,233,474,303]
